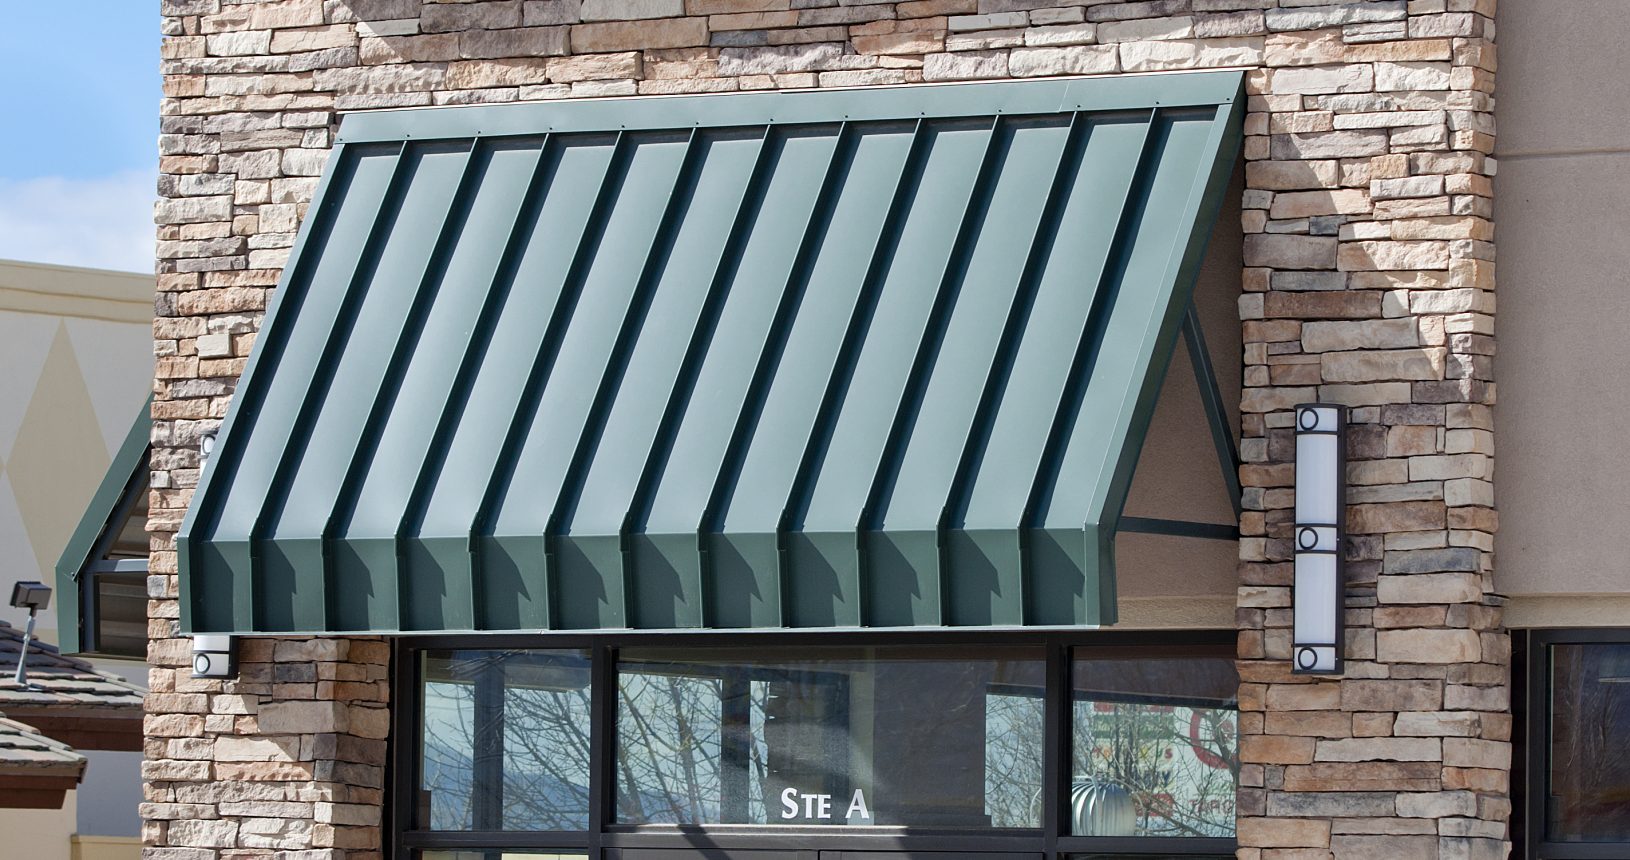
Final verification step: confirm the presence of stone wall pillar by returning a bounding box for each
[1233,3,1506,858]
[141,631,390,859]
[150,1,1505,858]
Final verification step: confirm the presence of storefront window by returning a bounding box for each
[1070,650,1238,838]
[420,650,593,831]
[1547,642,1630,842]
[403,635,1237,857]
[615,646,1046,827]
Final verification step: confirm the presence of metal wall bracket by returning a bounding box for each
[1182,302,1243,521]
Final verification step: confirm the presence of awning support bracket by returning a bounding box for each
[1119,516,1239,542]
[1181,301,1243,521]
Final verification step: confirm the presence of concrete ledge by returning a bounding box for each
[1505,594,1630,628]
[0,260,152,323]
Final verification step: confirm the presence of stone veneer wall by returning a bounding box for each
[147,1,1503,858]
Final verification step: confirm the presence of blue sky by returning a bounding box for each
[0,4,161,272]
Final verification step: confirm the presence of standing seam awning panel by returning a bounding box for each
[262,143,475,632]
[402,137,621,633]
[178,73,1245,635]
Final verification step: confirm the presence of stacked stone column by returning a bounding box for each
[1233,3,1505,858]
[150,1,1505,858]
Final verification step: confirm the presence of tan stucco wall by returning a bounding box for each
[0,260,153,641]
[0,797,139,860]
[0,791,77,860]
[71,835,142,860]
[1493,0,1630,622]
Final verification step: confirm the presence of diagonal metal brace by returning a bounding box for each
[1182,302,1243,521]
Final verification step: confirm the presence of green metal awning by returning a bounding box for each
[179,72,1244,635]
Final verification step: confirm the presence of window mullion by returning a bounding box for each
[589,643,614,859]
[471,653,506,830]
[1043,641,1068,860]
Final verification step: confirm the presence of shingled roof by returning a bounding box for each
[0,621,144,711]
[0,715,85,776]
[0,620,144,753]
[0,715,86,808]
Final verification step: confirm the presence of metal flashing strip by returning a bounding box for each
[336,72,1245,143]
[179,72,1246,635]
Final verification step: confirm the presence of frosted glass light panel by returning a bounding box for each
[1292,403,1345,675]
[1293,406,1341,525]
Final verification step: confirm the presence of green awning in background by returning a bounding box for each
[179,72,1244,635]
[55,395,150,654]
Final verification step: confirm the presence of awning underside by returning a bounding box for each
[180,74,1243,634]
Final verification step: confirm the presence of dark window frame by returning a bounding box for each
[1520,628,1630,860]
[391,629,1239,860]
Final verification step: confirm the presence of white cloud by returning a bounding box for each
[0,170,155,273]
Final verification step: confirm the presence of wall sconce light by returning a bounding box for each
[192,634,236,679]
[1293,403,1346,675]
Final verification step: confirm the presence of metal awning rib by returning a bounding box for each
[179,72,1245,634]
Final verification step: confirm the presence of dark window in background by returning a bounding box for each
[1547,642,1630,842]
[77,455,149,659]
[1520,630,1630,859]
[91,571,147,656]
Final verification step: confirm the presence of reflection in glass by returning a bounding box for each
[420,650,592,831]
[1071,651,1238,838]
[107,474,149,558]
[420,846,593,853]
[1068,856,1233,860]
[1548,643,1630,842]
[81,465,149,659]
[93,572,148,657]
[615,646,1046,827]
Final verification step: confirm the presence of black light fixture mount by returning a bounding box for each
[9,581,52,687]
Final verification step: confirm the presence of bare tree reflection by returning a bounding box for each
[983,693,1044,827]
[418,650,1235,837]
[421,651,594,831]
[1074,701,1237,837]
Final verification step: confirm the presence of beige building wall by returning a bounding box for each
[0,260,151,854]
[0,795,142,860]
[70,836,143,860]
[0,792,78,860]
[0,260,153,643]
[1492,1,1630,626]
